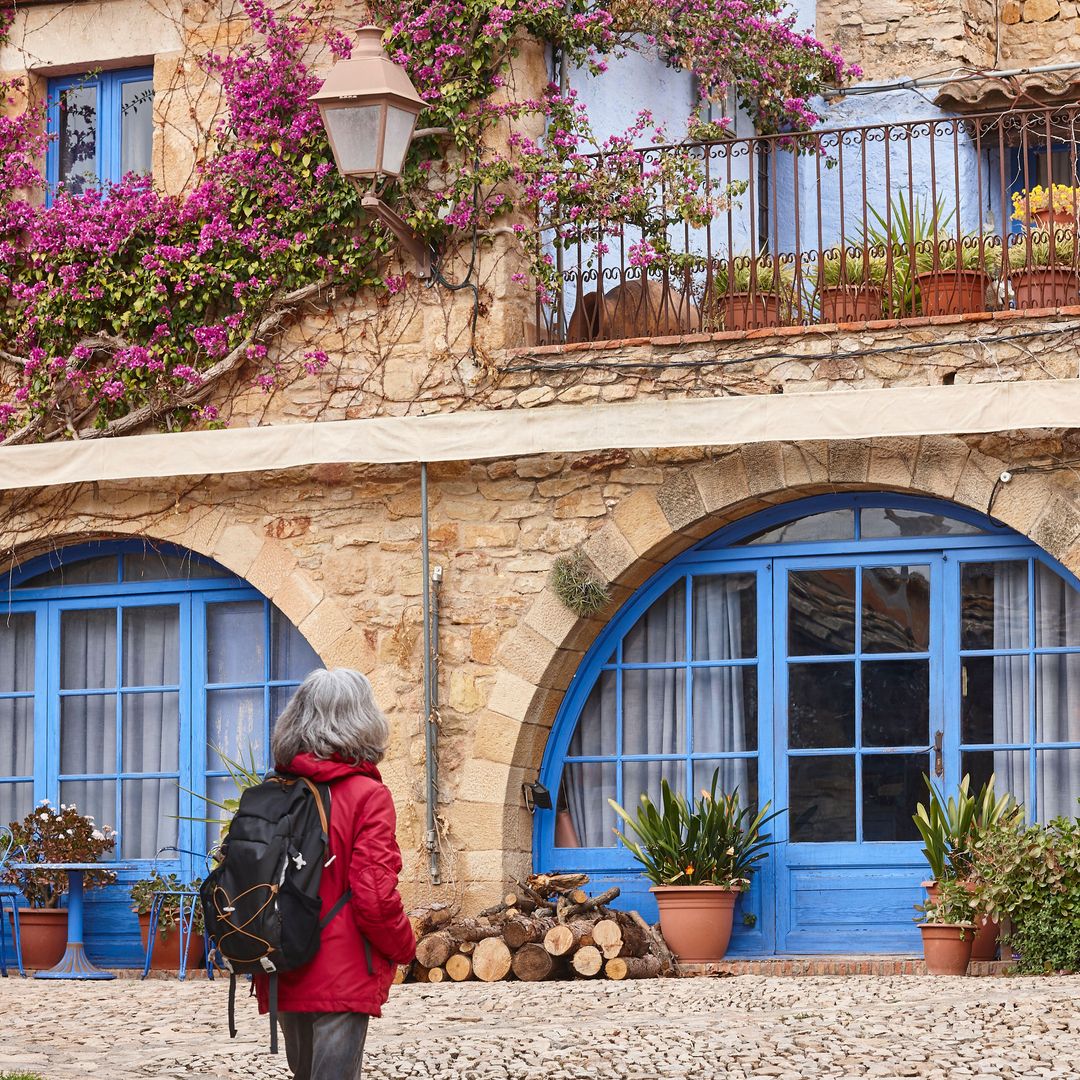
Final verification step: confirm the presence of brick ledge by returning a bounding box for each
[677,957,1015,977]
[513,305,1080,358]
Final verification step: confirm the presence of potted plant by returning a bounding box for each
[912,773,1020,962]
[917,876,976,975]
[1011,184,1080,231]
[914,232,1001,316]
[815,247,886,322]
[609,769,780,963]
[707,255,796,331]
[130,871,205,972]
[1006,231,1080,309]
[2,800,115,969]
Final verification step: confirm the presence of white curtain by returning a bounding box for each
[992,563,1031,809]
[0,613,34,826]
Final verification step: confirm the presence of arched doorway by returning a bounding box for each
[0,540,323,964]
[535,494,1080,954]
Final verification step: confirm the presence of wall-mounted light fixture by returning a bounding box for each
[310,26,432,278]
[522,781,553,814]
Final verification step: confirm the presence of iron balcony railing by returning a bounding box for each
[536,104,1080,345]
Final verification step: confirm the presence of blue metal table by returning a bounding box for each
[9,862,133,980]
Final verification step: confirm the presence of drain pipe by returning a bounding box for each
[420,462,442,884]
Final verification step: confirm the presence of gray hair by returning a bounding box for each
[271,668,389,766]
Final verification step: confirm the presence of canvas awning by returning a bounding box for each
[0,380,1078,492]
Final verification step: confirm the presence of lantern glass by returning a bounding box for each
[320,103,383,176]
[381,105,418,178]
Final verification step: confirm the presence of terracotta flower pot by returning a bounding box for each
[915,270,991,316]
[651,885,738,963]
[1031,209,1078,230]
[919,922,975,975]
[137,911,205,972]
[721,293,787,331]
[1010,267,1080,309]
[921,879,998,960]
[10,907,67,970]
[819,286,883,323]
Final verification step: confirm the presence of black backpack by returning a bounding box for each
[200,773,358,1054]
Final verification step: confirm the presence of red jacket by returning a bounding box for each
[255,753,416,1016]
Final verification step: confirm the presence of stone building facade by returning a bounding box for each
[3,0,1080,962]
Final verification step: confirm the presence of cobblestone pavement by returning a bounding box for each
[3,974,1080,1079]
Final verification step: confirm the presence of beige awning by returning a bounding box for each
[2,380,1080,493]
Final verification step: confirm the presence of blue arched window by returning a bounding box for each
[537,494,1080,954]
[0,540,321,879]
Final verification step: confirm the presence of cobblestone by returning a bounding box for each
[2,974,1080,1078]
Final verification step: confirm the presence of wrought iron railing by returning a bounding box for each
[536,104,1080,345]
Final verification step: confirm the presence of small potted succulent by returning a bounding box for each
[917,876,976,976]
[2,800,115,969]
[130,871,205,972]
[914,232,1001,316]
[1011,184,1080,231]
[609,769,780,963]
[814,247,887,322]
[1006,231,1080,309]
[708,255,796,331]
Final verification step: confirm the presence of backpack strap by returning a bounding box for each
[227,973,237,1040]
[297,776,330,840]
[268,972,279,1055]
[319,888,352,929]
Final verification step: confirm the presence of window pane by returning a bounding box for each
[860,507,983,538]
[789,569,856,655]
[124,552,228,582]
[692,667,756,752]
[789,661,854,749]
[1036,653,1080,744]
[60,609,117,689]
[623,581,685,663]
[789,756,855,842]
[204,774,238,854]
[123,605,179,686]
[58,83,97,193]
[60,780,117,852]
[120,77,153,176]
[693,574,756,659]
[622,669,685,756]
[271,606,321,681]
[0,782,33,827]
[961,655,1028,745]
[568,670,616,758]
[0,699,33,777]
[741,510,854,545]
[19,556,118,588]
[961,561,1029,650]
[862,660,929,747]
[60,695,116,775]
[692,758,758,810]
[207,601,265,683]
[271,684,298,736]
[1035,562,1080,647]
[206,688,265,771]
[556,761,616,848]
[1036,748,1080,821]
[0,613,33,691]
[623,759,686,816]
[862,754,926,841]
[122,692,179,773]
[962,749,1030,816]
[862,565,930,653]
[122,778,176,859]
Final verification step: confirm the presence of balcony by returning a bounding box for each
[537,105,1080,346]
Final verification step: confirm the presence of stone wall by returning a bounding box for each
[1000,0,1080,64]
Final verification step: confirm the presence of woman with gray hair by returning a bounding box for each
[254,667,416,1080]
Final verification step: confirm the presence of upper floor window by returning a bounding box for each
[47,67,154,197]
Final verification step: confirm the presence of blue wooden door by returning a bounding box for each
[772,553,940,953]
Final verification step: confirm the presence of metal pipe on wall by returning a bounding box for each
[420,462,442,884]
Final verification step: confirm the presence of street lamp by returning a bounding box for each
[310,25,432,277]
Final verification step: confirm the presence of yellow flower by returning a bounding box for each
[685,864,694,875]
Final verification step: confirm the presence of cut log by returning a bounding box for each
[409,902,453,937]
[543,919,596,957]
[605,955,662,981]
[444,918,505,943]
[591,918,624,959]
[627,909,676,976]
[472,937,513,982]
[511,942,556,982]
[426,966,446,983]
[445,953,473,982]
[571,945,603,977]
[458,941,475,956]
[527,872,590,897]
[415,931,454,970]
[393,963,410,985]
[612,912,650,958]
[502,914,554,950]
[568,888,589,905]
[562,886,621,919]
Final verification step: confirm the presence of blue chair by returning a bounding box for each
[141,848,213,981]
[0,826,26,977]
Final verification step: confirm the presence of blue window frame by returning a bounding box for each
[47,67,154,199]
[0,541,321,883]
[536,494,1080,955]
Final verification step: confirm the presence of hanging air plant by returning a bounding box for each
[550,550,610,617]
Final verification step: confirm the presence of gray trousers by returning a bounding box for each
[279,1012,370,1080]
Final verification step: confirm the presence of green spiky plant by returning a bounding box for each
[1007,229,1078,269]
[816,248,888,289]
[180,743,263,856]
[609,769,782,889]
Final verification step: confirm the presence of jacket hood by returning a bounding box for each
[279,752,382,784]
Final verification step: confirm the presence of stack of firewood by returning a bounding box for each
[401,873,674,984]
